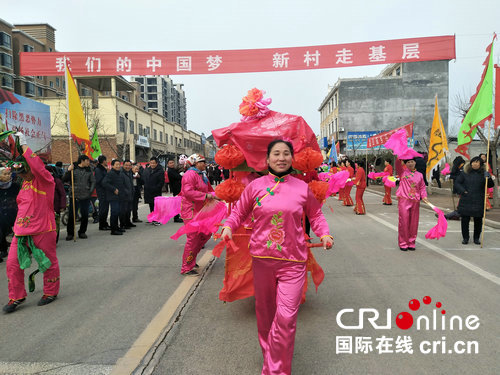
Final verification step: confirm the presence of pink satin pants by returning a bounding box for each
[180,219,211,273]
[398,198,420,248]
[252,257,307,375]
[6,231,60,300]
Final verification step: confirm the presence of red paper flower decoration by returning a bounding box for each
[215,178,246,203]
[292,147,324,172]
[239,88,264,117]
[308,180,329,202]
[214,144,246,169]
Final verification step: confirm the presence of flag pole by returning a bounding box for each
[480,120,492,248]
[64,60,77,242]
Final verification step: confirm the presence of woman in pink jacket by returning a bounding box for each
[221,140,333,375]
[180,154,216,276]
[3,133,59,313]
[396,158,429,251]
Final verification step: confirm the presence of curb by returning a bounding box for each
[366,188,500,230]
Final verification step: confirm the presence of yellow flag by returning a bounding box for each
[426,95,448,179]
[65,63,92,156]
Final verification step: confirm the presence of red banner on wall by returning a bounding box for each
[366,123,414,148]
[19,35,455,76]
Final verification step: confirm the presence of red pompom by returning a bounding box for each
[292,147,324,172]
[214,144,246,169]
[215,178,246,203]
[308,180,329,202]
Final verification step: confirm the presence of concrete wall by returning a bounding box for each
[338,60,449,151]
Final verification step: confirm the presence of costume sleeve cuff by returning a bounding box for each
[320,235,334,240]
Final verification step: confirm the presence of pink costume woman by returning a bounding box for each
[4,133,59,313]
[396,158,429,251]
[179,153,215,276]
[221,140,333,375]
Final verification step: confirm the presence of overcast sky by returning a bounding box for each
[3,0,498,138]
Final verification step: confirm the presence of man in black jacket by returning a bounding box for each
[167,159,183,223]
[120,160,135,229]
[63,155,96,240]
[102,159,125,235]
[142,156,164,226]
[95,155,111,230]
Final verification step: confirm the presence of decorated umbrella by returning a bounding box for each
[211,88,328,303]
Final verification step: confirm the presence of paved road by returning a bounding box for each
[1,192,499,374]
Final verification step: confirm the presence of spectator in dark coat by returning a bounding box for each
[0,167,20,262]
[131,165,143,222]
[63,155,96,240]
[46,166,66,243]
[102,159,126,235]
[454,156,495,245]
[415,157,428,186]
[95,155,111,230]
[142,156,164,225]
[120,160,134,229]
[444,156,466,220]
[167,159,183,223]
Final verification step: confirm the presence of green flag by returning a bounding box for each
[455,37,495,159]
[90,127,102,159]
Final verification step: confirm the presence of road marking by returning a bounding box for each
[366,211,500,286]
[111,251,214,375]
[0,362,112,374]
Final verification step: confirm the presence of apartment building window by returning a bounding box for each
[153,129,157,140]
[135,77,144,84]
[56,77,60,87]
[138,123,143,136]
[49,81,54,88]
[0,32,11,49]
[37,87,43,96]
[175,137,177,146]
[147,86,156,93]
[160,132,163,142]
[170,135,173,145]
[129,120,135,134]
[147,78,156,85]
[119,116,125,132]
[0,53,13,69]
[148,94,157,101]
[145,127,150,138]
[23,44,34,52]
[25,82,35,96]
[1,74,13,89]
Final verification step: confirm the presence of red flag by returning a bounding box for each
[496,65,500,130]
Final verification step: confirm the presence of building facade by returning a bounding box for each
[1,17,207,166]
[0,19,64,98]
[130,75,187,130]
[319,60,449,154]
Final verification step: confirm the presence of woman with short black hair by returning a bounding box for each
[454,156,495,244]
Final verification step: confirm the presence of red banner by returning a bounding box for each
[19,35,455,76]
[366,123,414,148]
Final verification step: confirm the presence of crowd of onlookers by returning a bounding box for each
[0,155,231,262]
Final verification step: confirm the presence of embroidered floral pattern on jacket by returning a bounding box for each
[266,211,285,251]
[16,216,33,227]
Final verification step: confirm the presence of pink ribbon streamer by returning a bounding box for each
[368,171,389,180]
[425,206,448,240]
[147,196,182,224]
[441,163,450,175]
[384,128,423,159]
[170,200,228,240]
